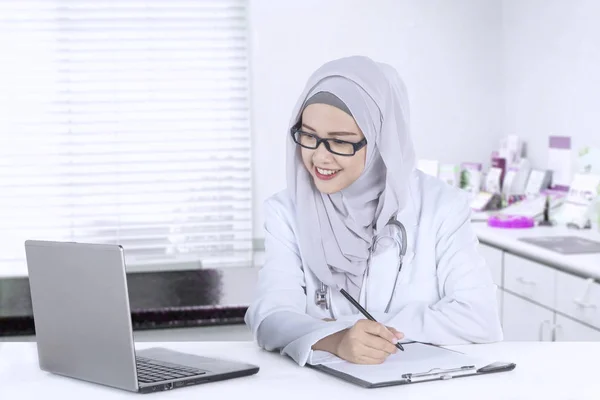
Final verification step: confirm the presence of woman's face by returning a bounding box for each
[300,103,367,194]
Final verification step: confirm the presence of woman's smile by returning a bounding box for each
[314,166,341,180]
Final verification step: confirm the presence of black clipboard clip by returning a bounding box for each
[402,365,476,383]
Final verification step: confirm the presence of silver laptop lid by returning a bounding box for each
[25,240,139,392]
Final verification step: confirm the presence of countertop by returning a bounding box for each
[0,266,258,336]
[473,222,600,281]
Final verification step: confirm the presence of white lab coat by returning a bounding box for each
[245,170,503,366]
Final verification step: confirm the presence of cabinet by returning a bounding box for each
[502,291,554,341]
[477,233,600,341]
[555,270,600,330]
[479,241,600,342]
[554,315,600,342]
[504,253,555,309]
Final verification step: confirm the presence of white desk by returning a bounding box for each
[1,341,599,400]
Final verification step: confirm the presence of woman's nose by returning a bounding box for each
[312,141,333,162]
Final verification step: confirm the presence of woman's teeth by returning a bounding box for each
[316,167,338,176]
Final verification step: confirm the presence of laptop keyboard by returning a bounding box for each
[136,356,206,383]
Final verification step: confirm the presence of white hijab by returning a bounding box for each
[286,56,416,299]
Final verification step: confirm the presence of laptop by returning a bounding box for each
[24,240,259,394]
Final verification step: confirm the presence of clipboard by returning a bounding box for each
[307,342,516,388]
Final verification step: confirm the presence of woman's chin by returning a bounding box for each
[313,177,344,194]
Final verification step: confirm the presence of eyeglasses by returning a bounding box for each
[290,128,367,156]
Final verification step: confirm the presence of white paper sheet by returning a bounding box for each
[311,343,490,385]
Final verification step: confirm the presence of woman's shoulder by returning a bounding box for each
[263,190,297,231]
[264,189,294,217]
[263,190,300,251]
[413,170,471,217]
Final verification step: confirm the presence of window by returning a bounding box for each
[0,0,252,276]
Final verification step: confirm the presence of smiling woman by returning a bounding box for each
[244,55,502,367]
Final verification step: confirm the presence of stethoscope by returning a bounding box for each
[315,215,407,316]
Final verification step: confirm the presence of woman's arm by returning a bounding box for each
[334,195,504,345]
[244,196,353,365]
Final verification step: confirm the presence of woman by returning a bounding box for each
[245,56,502,366]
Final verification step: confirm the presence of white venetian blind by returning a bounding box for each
[0,0,253,276]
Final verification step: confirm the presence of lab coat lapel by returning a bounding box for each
[393,199,418,286]
[395,172,421,284]
[362,177,420,313]
[363,238,401,312]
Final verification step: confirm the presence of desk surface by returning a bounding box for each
[1,341,598,400]
[474,223,600,281]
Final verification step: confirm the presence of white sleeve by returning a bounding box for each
[335,195,504,345]
[244,198,353,366]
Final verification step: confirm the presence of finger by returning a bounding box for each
[362,333,397,355]
[355,354,386,365]
[356,341,389,364]
[359,320,397,343]
[386,326,405,340]
[355,340,392,360]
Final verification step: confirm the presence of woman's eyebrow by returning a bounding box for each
[327,131,359,137]
[301,123,358,136]
[301,123,317,132]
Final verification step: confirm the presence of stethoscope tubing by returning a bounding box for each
[315,215,407,317]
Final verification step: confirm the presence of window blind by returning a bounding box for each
[0,0,253,276]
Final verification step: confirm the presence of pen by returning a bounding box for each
[339,288,404,351]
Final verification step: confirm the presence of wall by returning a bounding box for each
[248,0,504,238]
[502,0,600,172]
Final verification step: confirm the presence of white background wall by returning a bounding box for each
[502,0,600,171]
[248,0,504,238]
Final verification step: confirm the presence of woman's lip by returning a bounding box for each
[314,167,340,181]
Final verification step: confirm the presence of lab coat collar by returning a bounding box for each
[392,171,421,269]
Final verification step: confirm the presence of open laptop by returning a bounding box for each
[24,240,259,394]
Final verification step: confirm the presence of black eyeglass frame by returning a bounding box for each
[290,127,367,156]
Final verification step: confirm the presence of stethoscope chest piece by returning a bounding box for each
[315,282,329,310]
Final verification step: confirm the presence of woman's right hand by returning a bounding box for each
[335,319,404,364]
